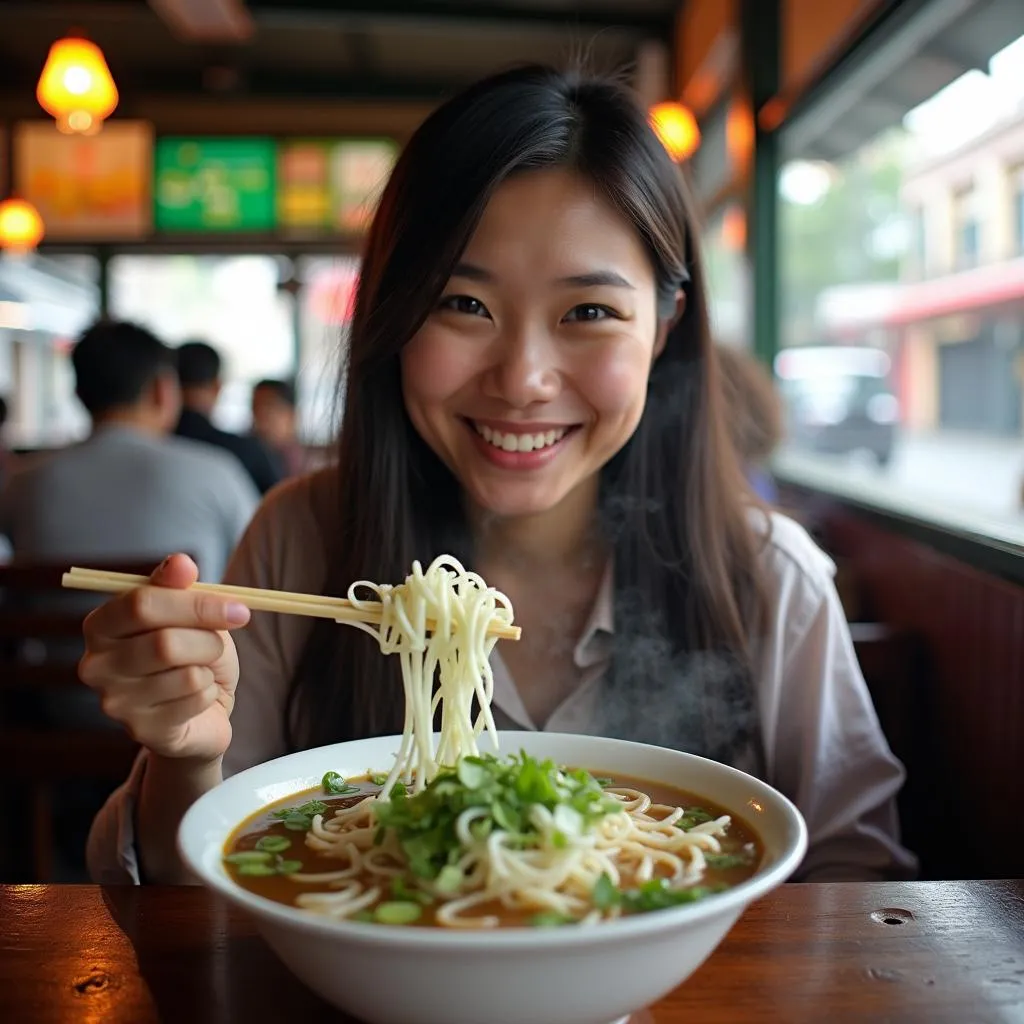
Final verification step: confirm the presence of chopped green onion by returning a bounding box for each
[275,858,303,874]
[224,850,272,865]
[374,901,423,925]
[236,861,277,877]
[704,852,752,869]
[531,912,574,928]
[254,835,291,853]
[594,777,615,787]
[369,773,389,786]
[435,865,463,894]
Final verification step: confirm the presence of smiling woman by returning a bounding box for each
[81,64,914,889]
[401,168,670,519]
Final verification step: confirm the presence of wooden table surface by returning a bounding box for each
[2,881,1023,1024]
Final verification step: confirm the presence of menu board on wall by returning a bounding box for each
[154,137,276,231]
[277,138,397,234]
[14,120,153,239]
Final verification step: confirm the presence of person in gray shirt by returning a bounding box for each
[0,320,259,583]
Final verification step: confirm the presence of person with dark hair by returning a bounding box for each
[175,341,283,494]
[0,320,258,583]
[81,67,915,886]
[251,378,304,477]
[0,392,11,488]
[716,344,783,504]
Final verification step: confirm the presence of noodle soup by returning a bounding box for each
[224,763,762,929]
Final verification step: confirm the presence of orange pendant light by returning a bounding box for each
[36,36,119,135]
[649,101,701,163]
[0,199,45,254]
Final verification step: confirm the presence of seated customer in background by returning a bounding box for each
[0,393,14,489]
[251,378,305,477]
[0,320,258,584]
[716,344,783,504]
[175,341,283,495]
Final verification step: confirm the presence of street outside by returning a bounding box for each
[774,429,1024,544]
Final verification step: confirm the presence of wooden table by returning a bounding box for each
[3,881,1023,1023]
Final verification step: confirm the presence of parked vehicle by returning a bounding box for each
[774,346,899,467]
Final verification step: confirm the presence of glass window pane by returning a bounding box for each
[777,25,1024,542]
[702,204,749,349]
[109,255,295,432]
[0,254,99,447]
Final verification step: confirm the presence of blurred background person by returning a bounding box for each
[717,345,784,505]
[251,378,305,478]
[175,340,283,495]
[0,394,12,486]
[0,321,258,584]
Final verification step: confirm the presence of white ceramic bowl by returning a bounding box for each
[179,732,807,1024]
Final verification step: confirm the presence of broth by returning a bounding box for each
[224,770,763,927]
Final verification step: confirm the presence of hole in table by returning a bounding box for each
[871,907,914,926]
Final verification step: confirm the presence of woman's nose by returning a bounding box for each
[482,325,561,408]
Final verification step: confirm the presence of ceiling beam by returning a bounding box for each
[244,0,672,34]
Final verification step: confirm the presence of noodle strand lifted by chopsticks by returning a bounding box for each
[342,555,514,797]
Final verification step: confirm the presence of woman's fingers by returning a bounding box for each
[90,627,226,681]
[98,665,217,720]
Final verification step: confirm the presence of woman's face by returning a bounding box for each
[401,168,664,520]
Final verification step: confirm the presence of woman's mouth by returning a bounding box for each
[464,419,579,468]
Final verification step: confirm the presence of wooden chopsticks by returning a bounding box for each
[61,567,522,641]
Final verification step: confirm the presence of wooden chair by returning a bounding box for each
[0,560,159,881]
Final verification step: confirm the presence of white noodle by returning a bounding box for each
[342,555,511,797]
[259,554,747,927]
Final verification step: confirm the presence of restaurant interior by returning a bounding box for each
[1,1,1022,1022]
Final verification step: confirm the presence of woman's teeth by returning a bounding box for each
[474,423,569,453]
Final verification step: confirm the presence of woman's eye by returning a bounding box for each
[563,304,616,323]
[439,295,490,318]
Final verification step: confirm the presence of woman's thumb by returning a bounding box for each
[149,552,200,589]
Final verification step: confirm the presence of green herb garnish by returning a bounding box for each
[372,752,618,882]
[323,771,360,796]
[270,799,329,832]
[593,873,620,910]
[680,808,714,829]
[392,876,433,905]
[275,858,303,874]
[370,773,390,786]
[591,873,725,915]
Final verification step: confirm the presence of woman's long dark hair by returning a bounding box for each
[286,65,766,761]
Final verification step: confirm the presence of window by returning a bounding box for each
[702,204,749,349]
[777,20,1024,544]
[1014,166,1024,255]
[954,185,980,269]
[0,254,99,447]
[109,255,295,433]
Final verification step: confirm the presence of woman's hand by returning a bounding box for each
[79,553,251,763]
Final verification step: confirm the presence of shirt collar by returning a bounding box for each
[573,558,614,668]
